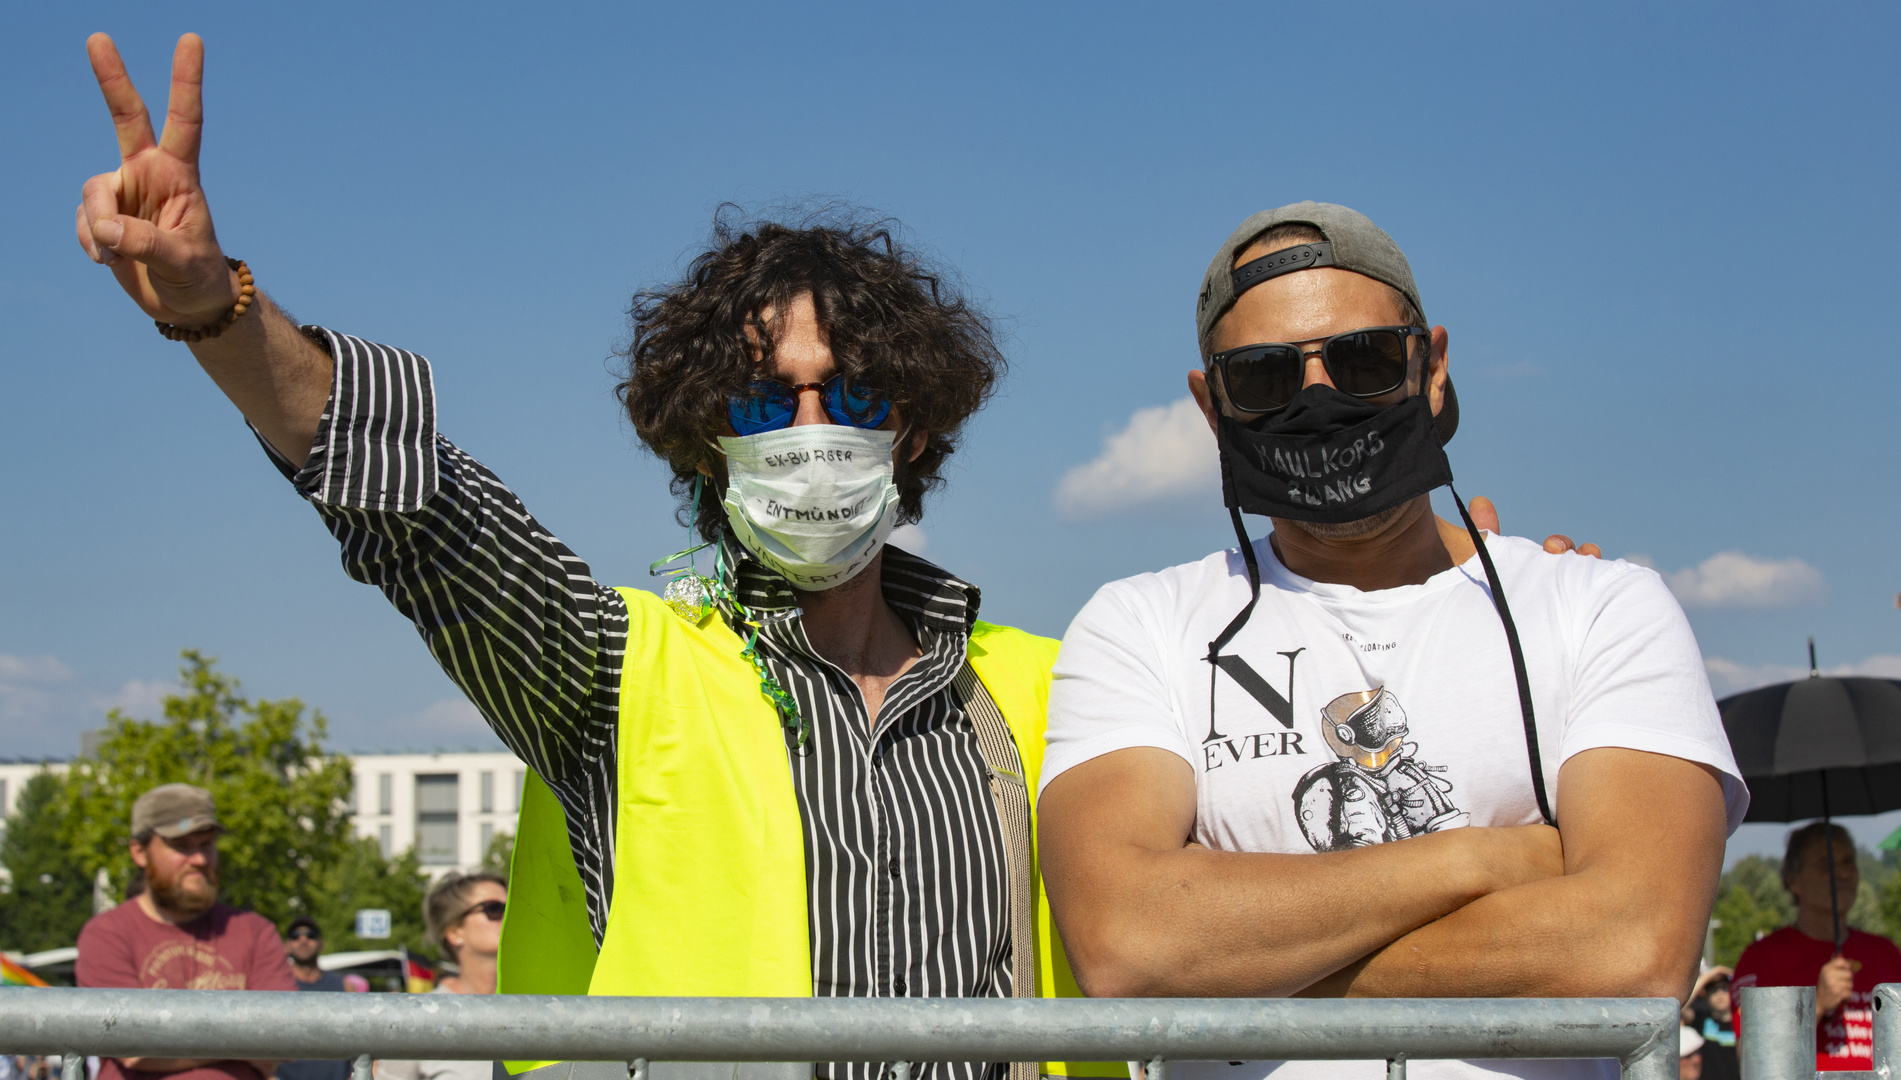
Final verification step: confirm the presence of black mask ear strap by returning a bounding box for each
[1205,455,1264,743]
[1449,485,1555,827]
[1210,503,1263,660]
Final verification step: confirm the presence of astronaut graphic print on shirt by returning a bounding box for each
[1192,636,1490,858]
[1292,687,1470,851]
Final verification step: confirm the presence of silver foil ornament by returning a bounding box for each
[662,574,714,622]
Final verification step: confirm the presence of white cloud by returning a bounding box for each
[1703,654,1901,697]
[1703,657,1809,697]
[404,698,496,742]
[1664,551,1826,610]
[0,654,189,756]
[0,651,508,757]
[0,653,176,720]
[1055,396,1218,520]
[889,523,927,554]
[0,654,78,724]
[1854,655,1901,678]
[0,654,74,683]
[100,679,178,719]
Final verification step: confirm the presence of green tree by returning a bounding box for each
[1711,855,1796,967]
[54,650,355,928]
[1876,866,1901,944]
[308,836,432,955]
[1847,849,1884,933]
[480,829,514,877]
[0,769,92,952]
[1709,846,1897,968]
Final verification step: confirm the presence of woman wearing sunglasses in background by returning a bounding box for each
[373,873,508,1080]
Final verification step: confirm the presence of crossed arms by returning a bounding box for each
[1038,744,1727,1001]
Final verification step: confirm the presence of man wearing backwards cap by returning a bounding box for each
[77,783,295,1080]
[1038,203,1748,1080]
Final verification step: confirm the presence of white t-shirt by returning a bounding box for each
[1042,532,1747,1080]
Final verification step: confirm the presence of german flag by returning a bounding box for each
[404,955,436,994]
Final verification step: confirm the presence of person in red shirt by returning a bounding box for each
[75,784,296,1080]
[1732,821,1901,1071]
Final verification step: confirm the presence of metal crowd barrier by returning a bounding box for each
[1735,984,1901,1080]
[10,977,1887,1080]
[0,989,1689,1080]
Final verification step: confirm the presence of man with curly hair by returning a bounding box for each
[72,33,1093,1080]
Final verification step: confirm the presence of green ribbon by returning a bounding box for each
[647,477,809,747]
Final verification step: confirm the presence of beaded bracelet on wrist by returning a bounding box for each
[154,258,256,343]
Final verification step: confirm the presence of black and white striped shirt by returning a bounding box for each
[270,329,1013,1080]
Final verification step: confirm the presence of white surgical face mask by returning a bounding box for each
[718,425,902,591]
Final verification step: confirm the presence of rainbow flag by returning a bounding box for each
[1,955,49,987]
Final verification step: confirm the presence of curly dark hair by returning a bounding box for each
[618,206,1007,544]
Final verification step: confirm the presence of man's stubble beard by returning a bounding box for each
[149,859,219,920]
[1281,502,1411,541]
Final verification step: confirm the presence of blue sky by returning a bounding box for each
[3,3,1898,862]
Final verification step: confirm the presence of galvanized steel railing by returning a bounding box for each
[0,988,1687,1080]
[15,977,1883,1080]
[1736,983,1900,1080]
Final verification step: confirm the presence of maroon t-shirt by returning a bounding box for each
[76,900,297,1080]
[1733,926,1901,1071]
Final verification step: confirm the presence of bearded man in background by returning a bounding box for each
[75,783,295,1080]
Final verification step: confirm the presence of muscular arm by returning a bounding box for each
[1300,747,1727,1000]
[1037,747,1565,998]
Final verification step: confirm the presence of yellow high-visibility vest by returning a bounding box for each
[498,586,1120,1077]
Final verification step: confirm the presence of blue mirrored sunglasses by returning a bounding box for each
[727,375,893,436]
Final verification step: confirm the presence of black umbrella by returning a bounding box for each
[1717,639,1901,948]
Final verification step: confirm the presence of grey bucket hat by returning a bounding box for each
[1195,201,1457,443]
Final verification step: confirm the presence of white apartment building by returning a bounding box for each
[0,750,529,880]
[0,759,62,824]
[346,750,527,878]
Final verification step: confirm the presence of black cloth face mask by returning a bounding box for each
[1205,383,1556,826]
[1214,384,1452,525]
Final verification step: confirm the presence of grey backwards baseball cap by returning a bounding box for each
[132,783,223,840]
[1195,201,1457,443]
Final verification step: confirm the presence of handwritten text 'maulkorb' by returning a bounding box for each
[1254,430,1386,507]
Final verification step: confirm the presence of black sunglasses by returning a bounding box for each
[286,929,320,941]
[727,375,893,436]
[455,899,506,924]
[1210,326,1426,414]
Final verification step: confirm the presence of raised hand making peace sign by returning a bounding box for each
[76,32,334,461]
[77,32,242,328]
